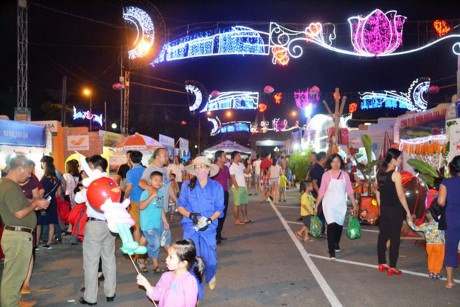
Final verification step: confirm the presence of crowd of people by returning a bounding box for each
[1,148,459,306]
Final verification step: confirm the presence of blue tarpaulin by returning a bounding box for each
[0,119,46,148]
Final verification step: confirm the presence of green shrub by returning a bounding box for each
[288,149,313,182]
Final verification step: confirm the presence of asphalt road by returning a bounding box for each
[4,188,460,306]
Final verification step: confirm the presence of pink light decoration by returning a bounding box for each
[348,9,406,56]
[294,87,320,109]
[112,83,124,90]
[428,85,439,94]
[263,85,274,94]
[210,90,220,97]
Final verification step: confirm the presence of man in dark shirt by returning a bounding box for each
[309,152,327,236]
[0,155,49,306]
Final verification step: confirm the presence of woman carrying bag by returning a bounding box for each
[315,154,357,259]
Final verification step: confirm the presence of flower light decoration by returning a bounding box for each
[294,86,320,109]
[348,9,407,56]
[251,119,299,134]
[263,85,274,94]
[272,47,289,65]
[123,7,155,60]
[274,92,282,104]
[433,20,451,38]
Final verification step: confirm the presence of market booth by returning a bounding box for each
[203,140,255,159]
[0,119,47,259]
[110,133,163,175]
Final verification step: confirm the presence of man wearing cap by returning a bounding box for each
[177,156,224,291]
[0,155,49,307]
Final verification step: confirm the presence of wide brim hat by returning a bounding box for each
[185,156,219,177]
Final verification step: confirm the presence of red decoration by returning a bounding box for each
[87,177,121,211]
[263,85,274,94]
[274,93,282,104]
[349,102,358,113]
[181,121,187,125]
[428,85,439,94]
[272,47,289,66]
[112,83,124,90]
[258,103,267,112]
[400,171,414,185]
[433,20,451,37]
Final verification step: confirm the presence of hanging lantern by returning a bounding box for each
[210,90,220,97]
[181,121,187,126]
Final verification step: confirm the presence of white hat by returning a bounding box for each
[185,156,219,177]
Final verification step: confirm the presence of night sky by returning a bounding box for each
[1,0,459,147]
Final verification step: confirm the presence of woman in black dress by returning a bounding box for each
[375,149,412,275]
[36,160,61,249]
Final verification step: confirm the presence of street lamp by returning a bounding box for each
[82,87,93,131]
[111,122,118,130]
[225,110,232,118]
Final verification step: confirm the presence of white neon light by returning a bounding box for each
[153,26,268,64]
[123,7,155,60]
[360,78,430,112]
[73,106,103,126]
[185,84,203,112]
[399,134,446,145]
[207,116,251,136]
[201,91,259,112]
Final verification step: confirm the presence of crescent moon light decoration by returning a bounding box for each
[185,84,203,112]
[123,6,155,60]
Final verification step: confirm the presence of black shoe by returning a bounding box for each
[334,244,341,252]
[80,286,85,292]
[216,239,222,245]
[296,217,302,222]
[79,297,97,305]
[220,237,228,241]
[106,295,115,302]
[98,274,105,281]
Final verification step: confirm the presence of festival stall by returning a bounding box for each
[110,133,163,175]
[203,140,255,159]
[0,119,48,259]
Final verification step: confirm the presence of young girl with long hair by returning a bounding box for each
[137,239,205,306]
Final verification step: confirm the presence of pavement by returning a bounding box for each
[2,187,460,306]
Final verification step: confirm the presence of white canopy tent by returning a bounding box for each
[203,140,255,159]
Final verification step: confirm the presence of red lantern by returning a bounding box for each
[349,102,358,113]
[87,177,121,211]
[258,103,267,113]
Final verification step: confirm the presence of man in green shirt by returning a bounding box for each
[0,155,49,307]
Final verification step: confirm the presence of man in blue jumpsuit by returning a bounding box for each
[177,157,224,290]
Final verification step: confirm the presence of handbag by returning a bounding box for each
[346,216,361,240]
[310,216,323,238]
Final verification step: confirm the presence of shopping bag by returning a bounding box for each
[346,216,361,240]
[309,216,323,238]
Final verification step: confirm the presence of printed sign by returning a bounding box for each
[159,134,174,148]
[179,137,189,152]
[67,135,89,151]
[0,119,45,147]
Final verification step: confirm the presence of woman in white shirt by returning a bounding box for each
[269,158,281,205]
[63,159,80,235]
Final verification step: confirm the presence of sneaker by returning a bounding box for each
[334,244,341,252]
[43,244,52,250]
[34,247,40,251]
[330,256,336,260]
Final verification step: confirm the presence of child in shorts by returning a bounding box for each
[296,181,315,242]
[279,172,289,203]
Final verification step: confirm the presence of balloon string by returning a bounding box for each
[128,254,158,307]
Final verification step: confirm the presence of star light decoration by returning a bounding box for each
[274,93,282,104]
[348,9,406,56]
[123,6,155,60]
[359,78,430,112]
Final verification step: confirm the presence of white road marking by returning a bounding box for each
[306,253,460,283]
[269,199,343,307]
[286,220,380,233]
[276,205,300,209]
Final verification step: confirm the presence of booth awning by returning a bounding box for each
[115,133,163,150]
[0,119,46,148]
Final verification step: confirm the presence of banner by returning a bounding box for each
[34,120,59,136]
[159,134,174,148]
[67,135,89,151]
[179,137,189,152]
[0,119,45,147]
[446,119,460,165]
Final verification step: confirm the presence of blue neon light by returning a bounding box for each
[153,26,267,64]
[220,122,250,134]
[201,92,259,112]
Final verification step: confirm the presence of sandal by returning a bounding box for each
[304,238,314,242]
[445,282,454,289]
[136,260,148,273]
[234,221,245,225]
[295,232,303,240]
[152,266,165,274]
[243,219,254,223]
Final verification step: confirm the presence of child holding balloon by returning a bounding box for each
[137,239,204,307]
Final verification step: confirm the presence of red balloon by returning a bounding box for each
[87,177,121,211]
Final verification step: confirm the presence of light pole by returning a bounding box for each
[82,87,92,131]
